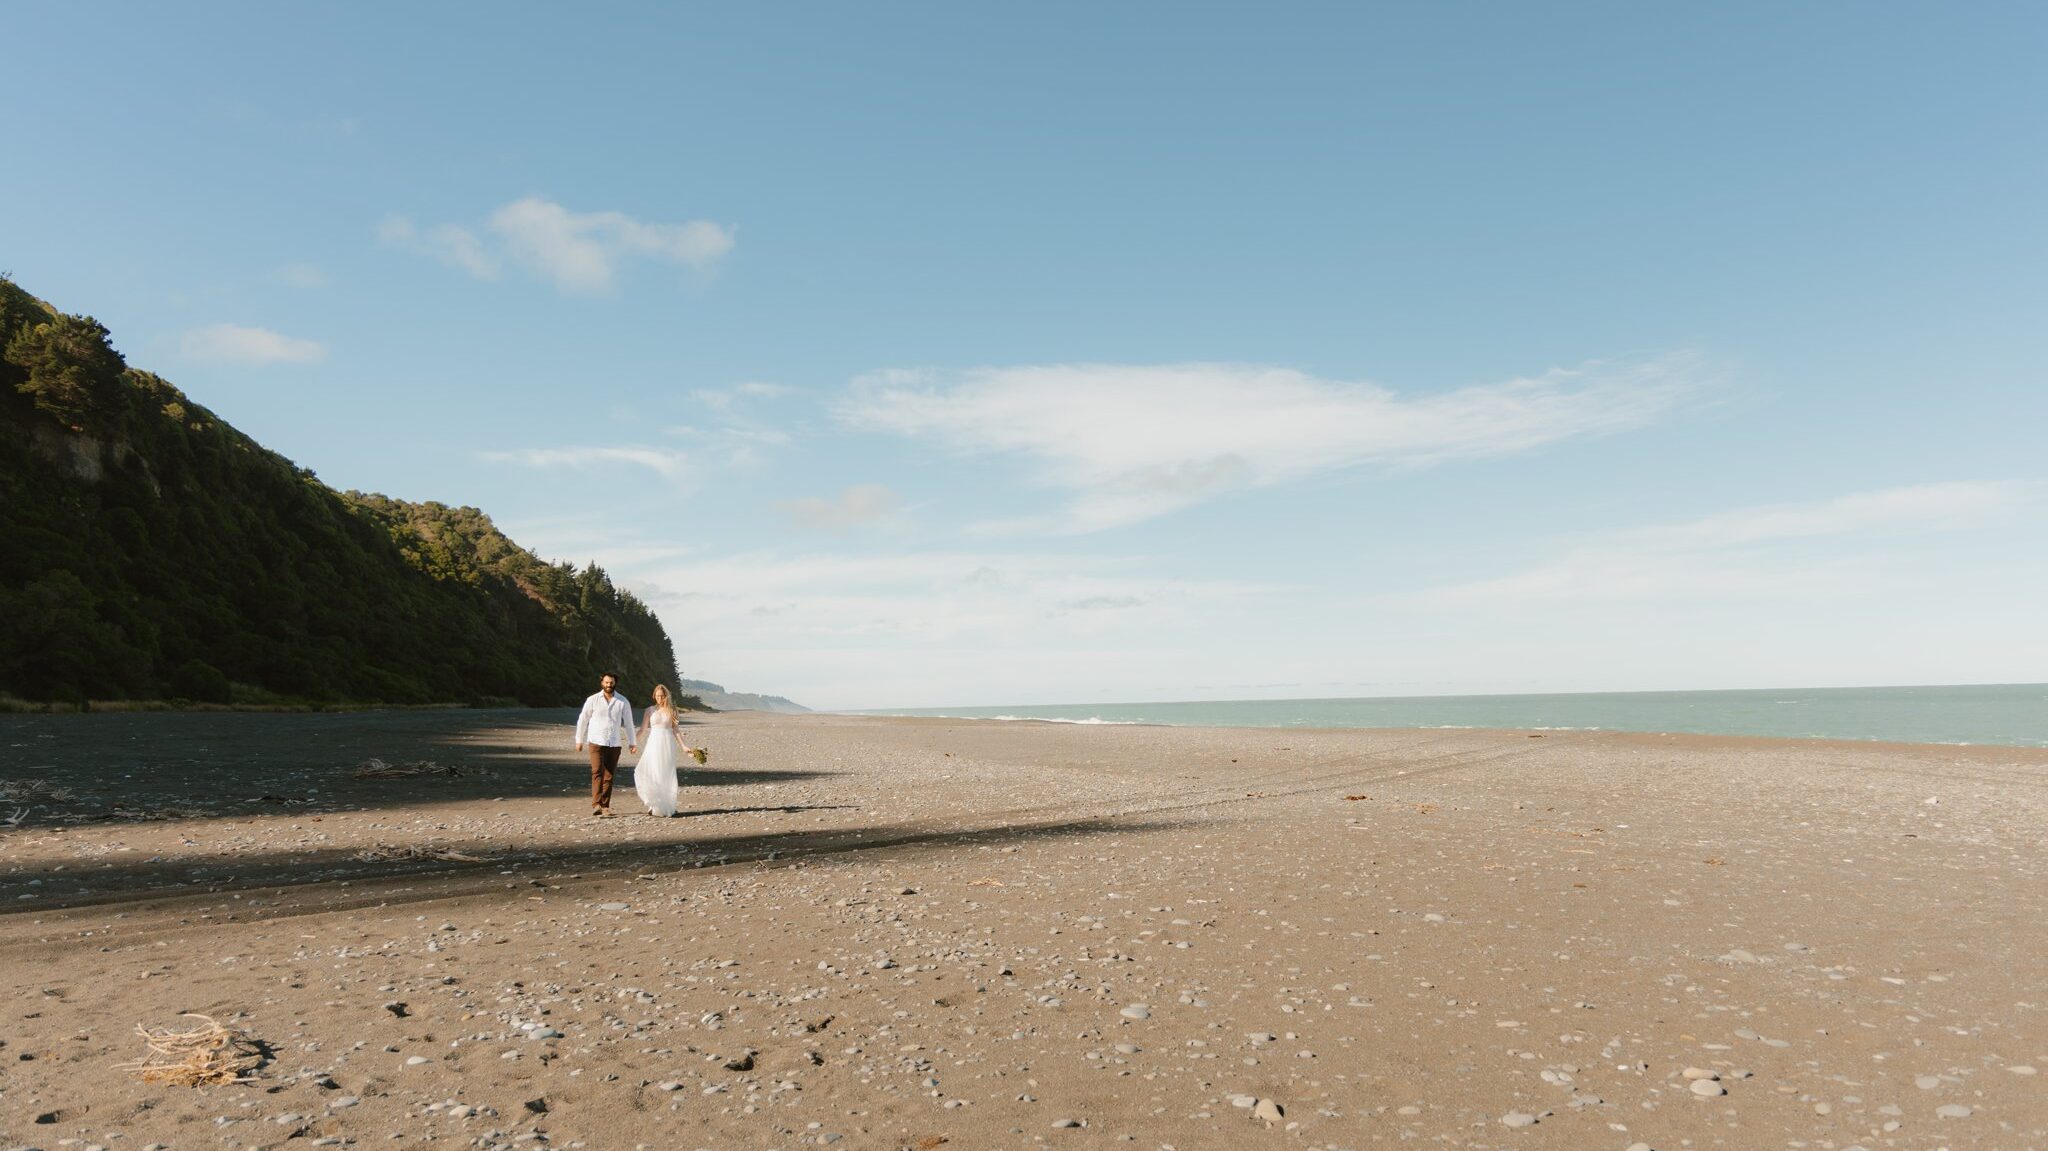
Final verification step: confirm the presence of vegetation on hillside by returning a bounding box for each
[0,275,680,706]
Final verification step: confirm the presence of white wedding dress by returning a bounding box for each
[634,710,683,817]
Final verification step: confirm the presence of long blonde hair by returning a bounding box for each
[650,684,677,723]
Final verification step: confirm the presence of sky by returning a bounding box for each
[5,3,2046,709]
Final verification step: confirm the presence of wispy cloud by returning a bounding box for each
[690,381,797,411]
[377,215,498,279]
[773,484,901,532]
[180,323,326,365]
[668,382,802,468]
[381,197,735,293]
[626,549,1266,648]
[275,263,327,289]
[480,446,687,479]
[836,356,1695,532]
[1417,480,2046,606]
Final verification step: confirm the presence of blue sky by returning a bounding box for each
[6,3,2046,708]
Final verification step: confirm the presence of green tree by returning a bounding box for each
[5,313,127,430]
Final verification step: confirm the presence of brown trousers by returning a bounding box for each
[588,743,623,808]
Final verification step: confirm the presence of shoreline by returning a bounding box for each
[840,709,2048,753]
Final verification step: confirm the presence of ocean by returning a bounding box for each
[863,682,2048,748]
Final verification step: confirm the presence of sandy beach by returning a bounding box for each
[2,709,2044,1149]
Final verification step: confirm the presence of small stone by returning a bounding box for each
[1120,1005,1151,1021]
[1814,1102,1832,1115]
[1682,1067,1719,1080]
[1935,1104,1973,1118]
[1114,1043,1140,1055]
[328,1096,360,1109]
[1500,1111,1537,1127]
[1228,1095,1257,1108]
[597,902,630,910]
[1252,1099,1284,1123]
[529,1028,564,1040]
[1689,1079,1726,1097]
[2010,1065,2038,1075]
[1052,1118,1082,1128]
[405,1055,431,1065]
[1915,1075,1941,1089]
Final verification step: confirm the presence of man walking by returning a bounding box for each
[574,672,637,817]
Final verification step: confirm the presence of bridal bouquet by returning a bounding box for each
[689,746,710,765]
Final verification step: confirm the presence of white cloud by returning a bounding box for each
[488,196,734,292]
[378,215,499,279]
[836,357,1693,531]
[180,323,327,365]
[773,484,901,532]
[480,446,687,479]
[382,198,732,292]
[1418,480,2046,606]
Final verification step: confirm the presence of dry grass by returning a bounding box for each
[122,1013,265,1086]
[349,758,479,779]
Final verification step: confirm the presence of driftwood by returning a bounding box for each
[122,1013,265,1086]
[0,779,73,803]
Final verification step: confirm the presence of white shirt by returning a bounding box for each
[575,692,636,747]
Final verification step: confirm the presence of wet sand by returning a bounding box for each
[2,709,2044,1149]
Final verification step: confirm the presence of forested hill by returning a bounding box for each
[0,276,680,707]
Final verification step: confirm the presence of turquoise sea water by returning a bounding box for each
[864,683,2048,748]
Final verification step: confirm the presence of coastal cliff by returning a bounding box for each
[0,276,681,707]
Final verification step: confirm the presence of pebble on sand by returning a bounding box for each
[1500,1111,1538,1127]
[1689,1079,1726,1097]
[1119,1004,1152,1020]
